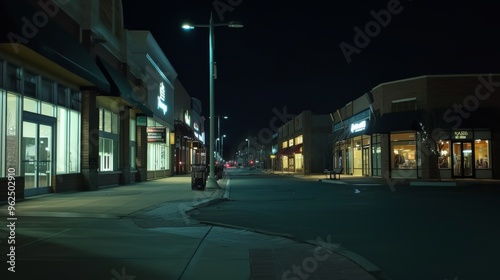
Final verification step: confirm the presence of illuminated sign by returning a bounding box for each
[193,122,199,131]
[184,110,191,126]
[157,82,167,115]
[350,120,366,133]
[147,127,166,142]
[453,131,471,140]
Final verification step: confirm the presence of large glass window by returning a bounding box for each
[23,97,38,113]
[282,141,288,148]
[474,140,490,169]
[295,135,303,145]
[104,110,112,132]
[130,118,136,170]
[56,107,81,174]
[99,138,114,171]
[99,108,119,171]
[147,142,167,171]
[437,140,451,169]
[0,90,5,177]
[372,134,382,176]
[391,132,417,169]
[69,111,80,172]
[6,93,20,172]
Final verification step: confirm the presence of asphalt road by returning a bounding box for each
[191,168,500,280]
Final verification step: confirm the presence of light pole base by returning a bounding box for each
[206,176,220,189]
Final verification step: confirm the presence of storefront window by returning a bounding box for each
[147,142,167,170]
[99,138,113,171]
[23,97,38,113]
[130,119,136,170]
[288,139,294,146]
[98,108,119,172]
[69,110,80,172]
[6,93,20,172]
[282,141,288,148]
[474,140,490,169]
[56,107,67,173]
[104,110,112,132]
[295,135,303,145]
[56,108,81,174]
[353,136,362,175]
[0,90,5,177]
[437,140,451,169]
[391,132,417,169]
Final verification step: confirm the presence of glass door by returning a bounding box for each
[452,142,473,177]
[22,120,54,194]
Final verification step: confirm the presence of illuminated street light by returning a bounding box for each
[182,13,243,188]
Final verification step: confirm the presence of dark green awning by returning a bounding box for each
[96,56,153,117]
[0,1,110,92]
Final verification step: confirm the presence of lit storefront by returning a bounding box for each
[334,74,500,180]
[128,31,176,180]
[278,136,304,172]
[277,111,331,174]
[0,1,111,197]
[436,129,492,179]
[333,109,371,176]
[145,80,173,179]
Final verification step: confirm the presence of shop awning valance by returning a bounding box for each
[277,144,303,156]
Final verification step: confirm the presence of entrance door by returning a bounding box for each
[22,116,55,195]
[362,147,370,176]
[452,142,473,177]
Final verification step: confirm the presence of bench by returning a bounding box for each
[324,168,343,180]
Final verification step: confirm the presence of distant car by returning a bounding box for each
[249,165,255,170]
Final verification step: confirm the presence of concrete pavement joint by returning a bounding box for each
[199,221,295,240]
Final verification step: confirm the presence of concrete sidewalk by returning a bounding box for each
[0,173,380,280]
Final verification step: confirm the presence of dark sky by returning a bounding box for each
[122,0,500,157]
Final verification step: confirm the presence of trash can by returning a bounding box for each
[191,164,207,190]
[215,164,223,180]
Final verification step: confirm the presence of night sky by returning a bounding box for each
[122,0,500,157]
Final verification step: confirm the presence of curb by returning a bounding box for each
[318,179,349,185]
[184,175,231,215]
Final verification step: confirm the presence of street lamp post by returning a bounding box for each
[245,138,250,167]
[182,13,243,188]
[221,134,226,161]
[216,115,228,158]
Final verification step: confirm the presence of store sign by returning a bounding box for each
[137,116,147,127]
[147,127,166,142]
[453,130,471,140]
[157,82,168,115]
[350,120,366,133]
[184,110,191,126]
[193,122,199,131]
